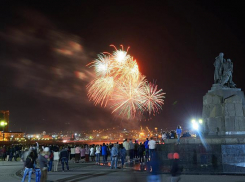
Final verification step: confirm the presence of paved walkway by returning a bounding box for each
[1,160,245,182]
[0,160,25,182]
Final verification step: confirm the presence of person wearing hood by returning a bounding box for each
[21,147,30,168]
[21,151,35,182]
[59,147,69,172]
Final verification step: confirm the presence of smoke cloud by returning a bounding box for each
[0,8,113,132]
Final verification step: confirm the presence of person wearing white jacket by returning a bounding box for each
[53,150,60,172]
[90,145,95,162]
[123,139,130,162]
[95,145,101,165]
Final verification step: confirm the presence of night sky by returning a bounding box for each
[1,1,245,133]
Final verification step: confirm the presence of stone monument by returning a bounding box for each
[203,53,245,135]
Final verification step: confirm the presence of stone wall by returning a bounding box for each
[202,84,245,135]
[156,144,222,170]
[165,137,245,144]
[221,144,245,172]
[156,143,245,173]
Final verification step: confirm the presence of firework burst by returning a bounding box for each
[111,75,147,118]
[87,77,114,107]
[87,45,165,119]
[142,82,165,115]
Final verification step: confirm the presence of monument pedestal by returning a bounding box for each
[202,84,245,135]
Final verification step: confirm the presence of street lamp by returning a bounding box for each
[1,121,8,141]
[198,119,203,124]
[192,122,199,130]
[191,118,203,137]
[191,119,203,130]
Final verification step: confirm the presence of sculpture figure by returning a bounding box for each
[220,59,236,88]
[214,53,224,84]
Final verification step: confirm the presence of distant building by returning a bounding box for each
[25,133,53,140]
[0,132,25,141]
[42,135,52,140]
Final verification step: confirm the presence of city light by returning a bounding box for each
[0,121,7,127]
[0,125,190,142]
[0,121,7,141]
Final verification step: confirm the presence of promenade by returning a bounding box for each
[1,160,245,182]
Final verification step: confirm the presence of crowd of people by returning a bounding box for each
[71,137,157,169]
[0,126,186,182]
[0,136,159,182]
[160,125,192,144]
[0,145,22,161]
[161,126,183,141]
